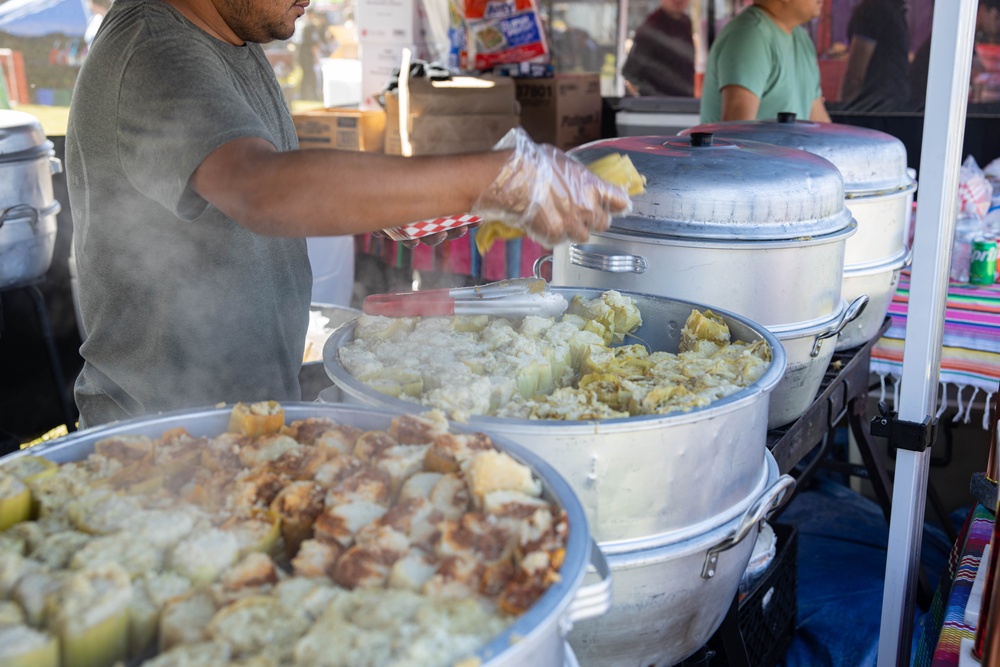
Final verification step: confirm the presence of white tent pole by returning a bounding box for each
[876,2,977,666]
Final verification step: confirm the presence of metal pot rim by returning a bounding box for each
[768,300,852,338]
[598,219,857,247]
[599,454,773,554]
[598,452,786,562]
[611,208,854,244]
[324,288,788,425]
[845,177,918,200]
[844,246,911,275]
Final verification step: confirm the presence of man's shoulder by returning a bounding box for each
[715,6,780,45]
[724,6,771,33]
[714,6,779,50]
[98,0,215,51]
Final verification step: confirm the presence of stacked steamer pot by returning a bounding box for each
[324,288,796,667]
[554,133,868,429]
[681,113,916,351]
[0,110,62,289]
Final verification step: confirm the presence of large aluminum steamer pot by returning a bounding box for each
[681,114,916,268]
[557,134,855,329]
[0,110,63,288]
[837,248,910,350]
[2,402,613,667]
[768,296,868,428]
[569,453,795,667]
[323,288,787,544]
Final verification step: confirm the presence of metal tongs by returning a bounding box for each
[362,277,569,318]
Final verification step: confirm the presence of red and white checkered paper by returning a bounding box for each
[381,214,481,242]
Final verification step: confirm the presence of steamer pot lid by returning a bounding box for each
[680,113,913,196]
[570,134,851,240]
[0,109,52,157]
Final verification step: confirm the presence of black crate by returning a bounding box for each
[736,523,799,667]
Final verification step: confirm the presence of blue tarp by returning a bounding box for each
[777,476,954,667]
[0,0,90,38]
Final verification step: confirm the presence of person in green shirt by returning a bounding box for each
[699,0,830,123]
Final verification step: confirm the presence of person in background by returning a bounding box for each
[621,0,695,97]
[839,0,910,111]
[83,0,112,50]
[65,0,630,429]
[909,0,1000,111]
[296,11,327,101]
[699,0,830,123]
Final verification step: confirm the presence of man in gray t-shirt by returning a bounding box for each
[66,0,631,428]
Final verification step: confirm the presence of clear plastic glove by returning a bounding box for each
[470,128,632,247]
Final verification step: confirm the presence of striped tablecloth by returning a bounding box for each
[870,271,1000,429]
[913,503,994,667]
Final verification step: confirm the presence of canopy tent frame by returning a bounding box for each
[877,2,978,666]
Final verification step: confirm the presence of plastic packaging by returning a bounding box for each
[951,209,983,283]
[470,127,632,247]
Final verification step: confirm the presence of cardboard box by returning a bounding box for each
[359,41,433,110]
[356,0,428,43]
[292,107,386,152]
[383,81,519,155]
[514,73,602,151]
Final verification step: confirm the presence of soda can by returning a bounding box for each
[970,237,998,285]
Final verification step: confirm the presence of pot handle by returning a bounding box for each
[0,204,39,230]
[532,253,553,281]
[569,244,648,274]
[562,540,613,630]
[49,156,63,176]
[810,294,870,357]
[700,473,796,579]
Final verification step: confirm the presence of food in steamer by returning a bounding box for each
[0,403,569,667]
[339,291,773,420]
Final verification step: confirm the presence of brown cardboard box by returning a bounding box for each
[383,75,520,155]
[514,73,602,151]
[292,107,386,152]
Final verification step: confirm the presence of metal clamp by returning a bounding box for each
[563,540,613,629]
[701,474,796,579]
[569,245,648,274]
[869,401,938,453]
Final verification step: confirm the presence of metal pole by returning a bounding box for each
[614,0,629,97]
[876,2,977,666]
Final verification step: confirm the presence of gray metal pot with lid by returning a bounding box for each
[0,110,63,288]
[680,113,916,265]
[571,132,851,241]
[680,113,916,349]
[554,133,856,328]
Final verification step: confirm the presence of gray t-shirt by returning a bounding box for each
[66,0,312,427]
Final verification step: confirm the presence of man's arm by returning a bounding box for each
[719,84,761,121]
[191,136,631,245]
[840,35,876,104]
[809,97,831,122]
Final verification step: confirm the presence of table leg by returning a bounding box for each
[848,394,894,523]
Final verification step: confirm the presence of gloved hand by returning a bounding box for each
[470,128,632,247]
